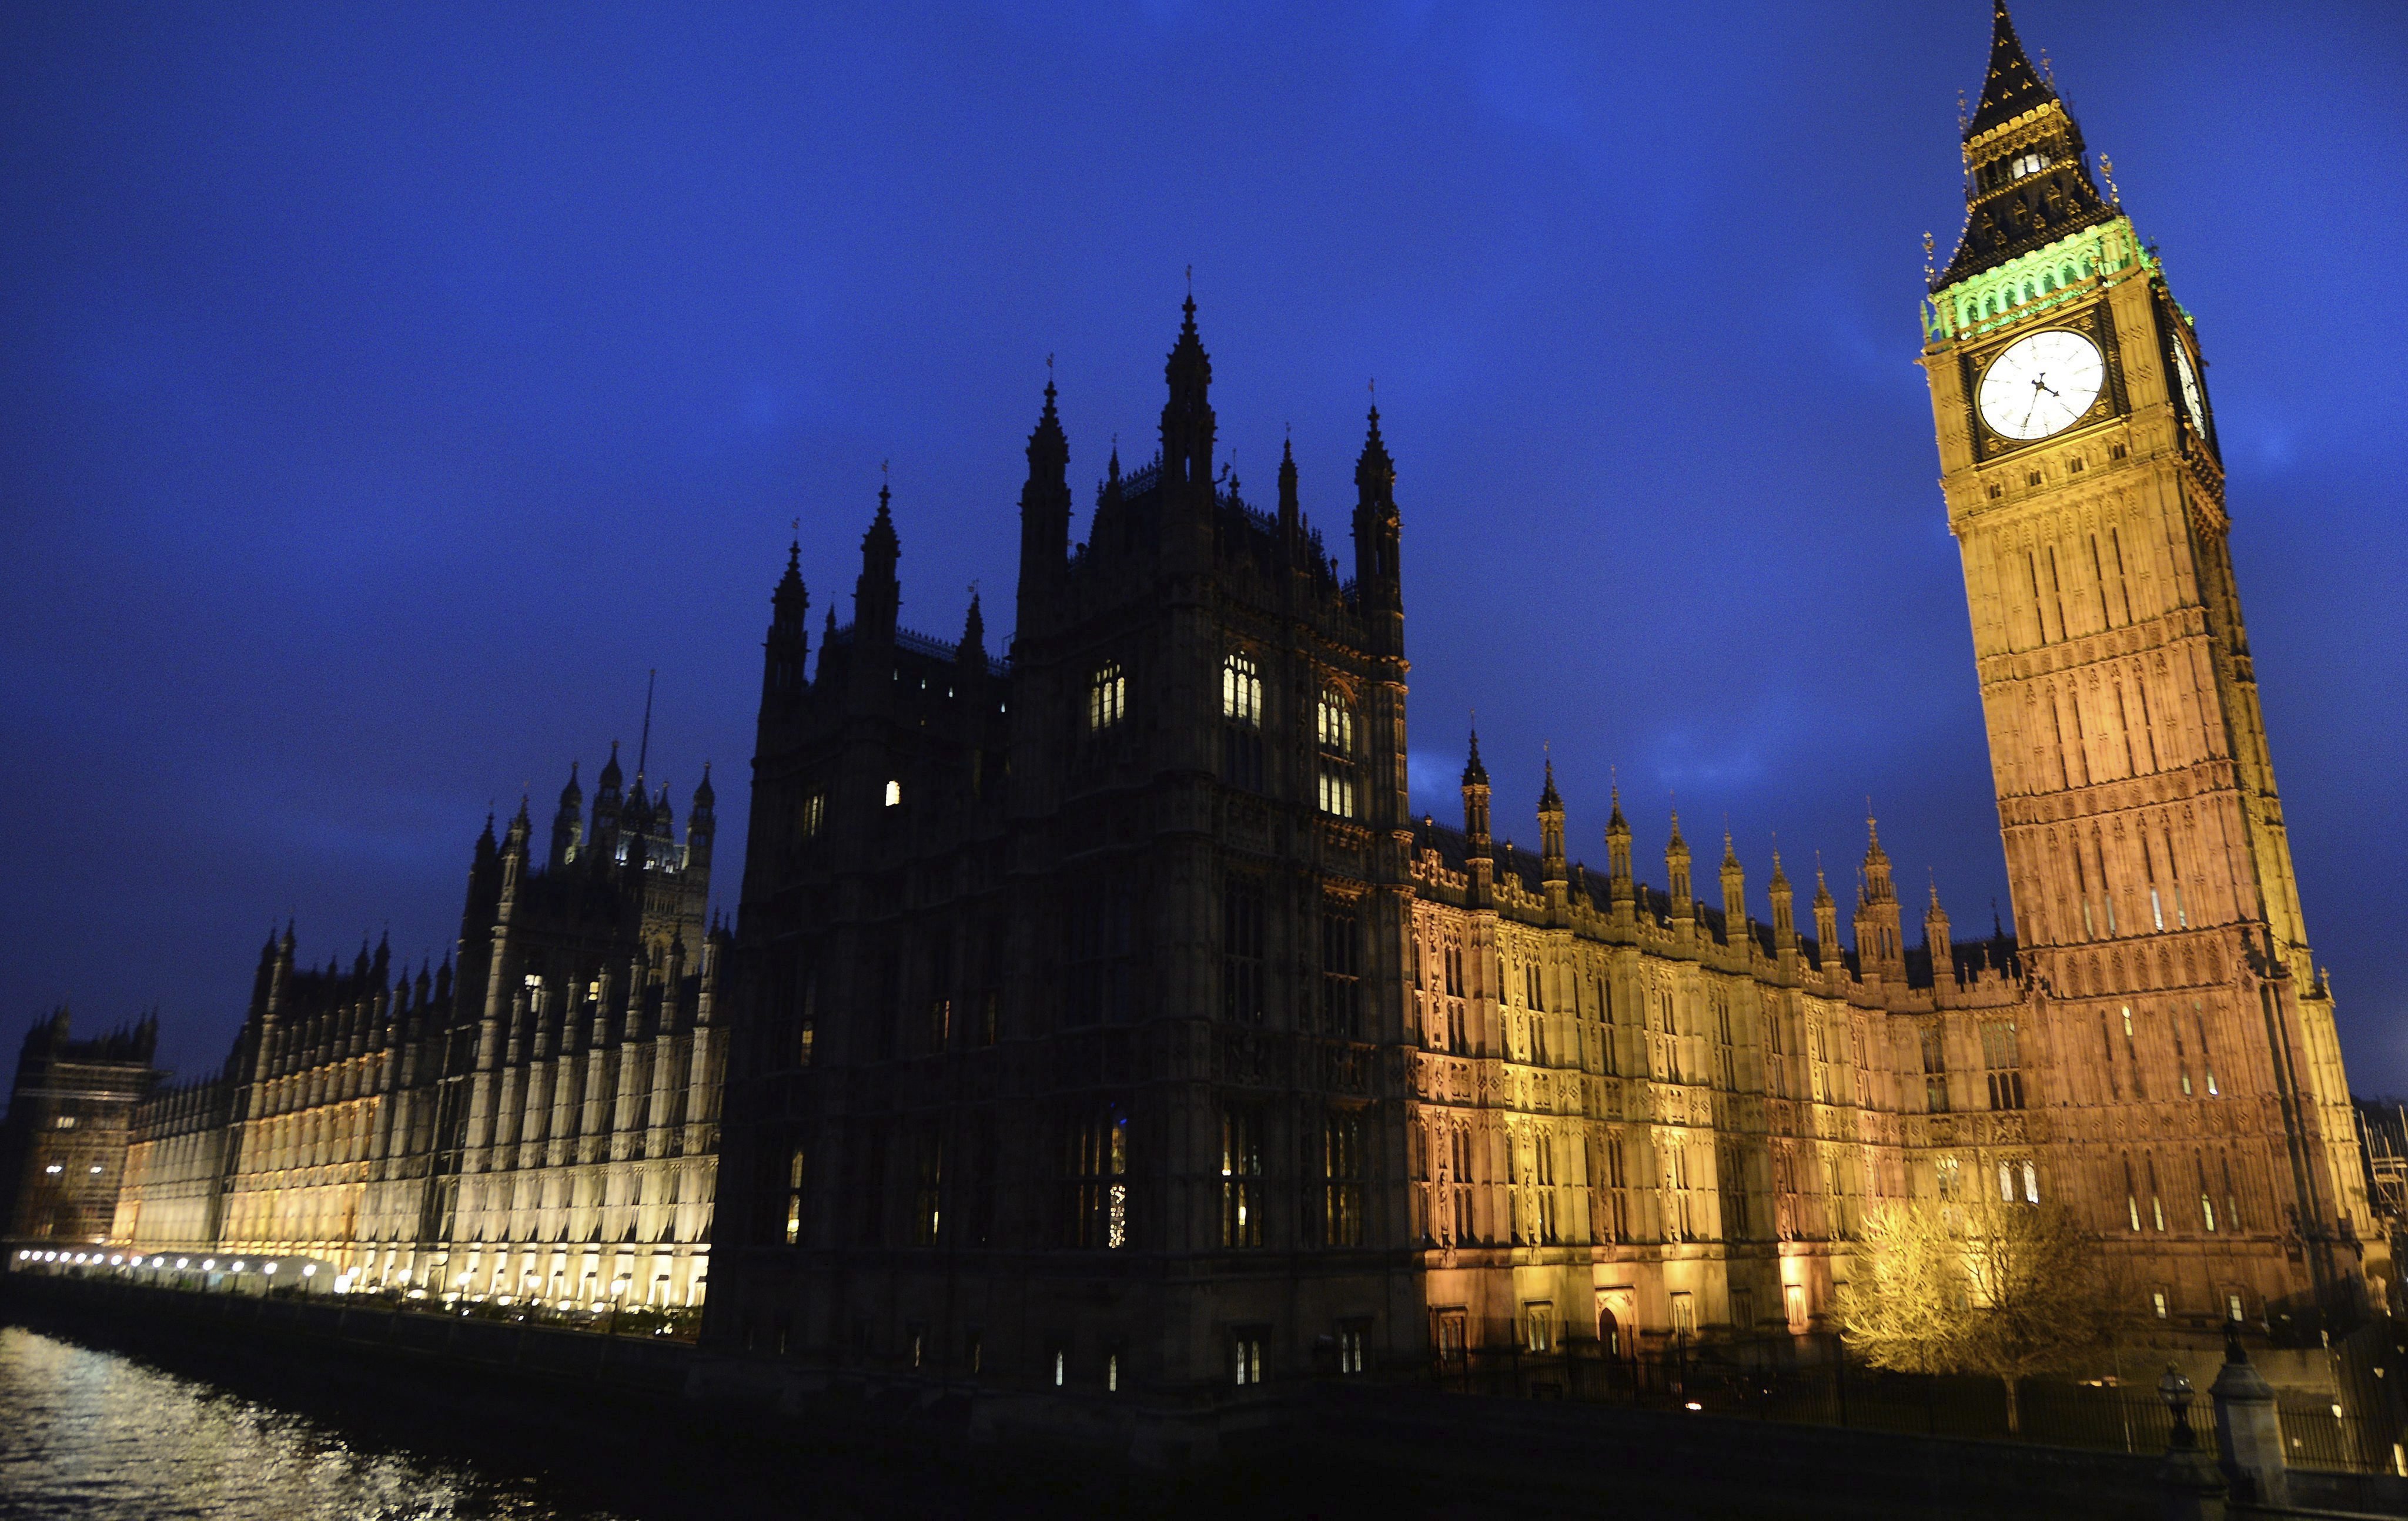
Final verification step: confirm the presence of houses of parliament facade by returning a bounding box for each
[4,2,2386,1448]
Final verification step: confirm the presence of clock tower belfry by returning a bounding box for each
[1922,4,2383,1320]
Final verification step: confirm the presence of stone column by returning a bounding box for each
[2209,1322,2288,1509]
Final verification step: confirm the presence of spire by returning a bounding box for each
[598,740,623,793]
[1537,752,1566,885]
[958,592,986,665]
[1277,433,1300,548]
[1018,368,1072,621]
[855,478,902,639]
[1352,393,1402,614]
[1967,3,2051,138]
[765,535,811,706]
[549,760,585,870]
[1160,291,1215,490]
[693,763,714,810]
[1461,727,1489,788]
[1935,3,2113,290]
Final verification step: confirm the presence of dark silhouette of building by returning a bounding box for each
[0,1010,160,1242]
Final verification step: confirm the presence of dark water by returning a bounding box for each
[0,1326,625,1520]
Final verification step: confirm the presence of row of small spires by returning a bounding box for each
[765,292,1402,674]
[1454,729,1986,932]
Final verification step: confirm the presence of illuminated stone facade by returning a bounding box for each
[701,9,2385,1428]
[0,1011,159,1243]
[111,757,727,1311]
[1917,3,2383,1325]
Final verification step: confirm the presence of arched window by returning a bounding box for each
[1316,688,1353,754]
[1222,652,1261,725]
[883,779,902,808]
[1222,652,1265,790]
[1086,662,1126,732]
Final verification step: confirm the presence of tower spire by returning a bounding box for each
[1934,3,2113,290]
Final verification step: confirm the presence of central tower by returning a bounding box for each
[1920,4,2379,1318]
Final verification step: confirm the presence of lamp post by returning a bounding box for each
[2156,1361,2227,1521]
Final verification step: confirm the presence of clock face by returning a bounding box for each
[2172,341,2208,437]
[1977,329,2106,441]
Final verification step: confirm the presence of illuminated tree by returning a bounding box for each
[1837,1196,2119,1433]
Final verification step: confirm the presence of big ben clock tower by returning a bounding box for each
[1922,4,2383,1321]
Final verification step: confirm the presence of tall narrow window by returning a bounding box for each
[1064,1106,1130,1250]
[1086,662,1126,732]
[1220,1106,1263,1248]
[799,791,826,839]
[1320,903,1361,1038]
[914,1128,944,1247]
[1223,880,1265,1025]
[1316,687,1357,819]
[1532,1132,1558,1245]
[2146,1154,2165,1231]
[784,1146,806,1246]
[1981,1020,2025,1111]
[1222,652,1263,790]
[2123,1154,2141,1231]
[1323,1108,1365,1247]
[1067,884,1137,1027]
[1232,1330,1265,1387]
[1921,1026,1949,1113]
[1450,1128,1476,1242]
[2196,1153,2216,1233]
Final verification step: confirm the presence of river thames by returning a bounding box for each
[0,1325,637,1520]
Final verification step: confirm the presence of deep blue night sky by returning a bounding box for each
[4,2,2403,1093]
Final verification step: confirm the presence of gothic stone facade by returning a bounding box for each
[0,1011,160,1243]
[704,9,2386,1430]
[111,756,727,1311]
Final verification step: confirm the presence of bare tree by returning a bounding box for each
[1837,1195,2119,1433]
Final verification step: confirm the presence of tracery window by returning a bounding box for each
[1063,1105,1129,1250]
[1220,1105,1263,1248]
[1222,652,1263,790]
[1316,686,1356,819]
[1980,1020,2026,1111]
[1320,902,1360,1037]
[1322,1108,1364,1247]
[1086,661,1126,732]
[1223,879,1265,1025]
[1921,1025,1949,1113]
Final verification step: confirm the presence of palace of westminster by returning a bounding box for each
[2,4,2392,1435]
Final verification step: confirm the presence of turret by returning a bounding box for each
[1160,293,1215,491]
[1924,878,1954,987]
[854,484,901,643]
[593,741,624,866]
[1770,849,1797,954]
[1015,377,1071,628]
[1352,401,1402,615]
[1666,810,1693,930]
[687,766,716,876]
[763,540,810,709]
[1460,730,1491,853]
[1606,786,1633,900]
[1812,857,1840,966]
[1720,831,1747,945]
[1461,729,1493,909]
[1277,435,1301,560]
[549,762,584,869]
[1857,813,1905,980]
[1537,758,1566,884]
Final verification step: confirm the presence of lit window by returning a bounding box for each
[1222,652,1261,725]
[884,779,901,808]
[2152,1291,2169,1320]
[1233,1331,1265,1387]
[800,792,825,839]
[1086,662,1126,732]
[1316,688,1353,754]
[1317,766,1356,819]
